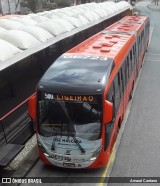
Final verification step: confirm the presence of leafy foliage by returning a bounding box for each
[55,0,72,8]
[27,0,37,12]
[21,0,73,13]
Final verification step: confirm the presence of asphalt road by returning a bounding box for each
[20,2,160,186]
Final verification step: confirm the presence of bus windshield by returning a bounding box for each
[38,92,102,141]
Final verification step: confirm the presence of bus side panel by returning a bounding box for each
[87,17,150,169]
[108,67,136,159]
[90,42,143,169]
[89,93,125,168]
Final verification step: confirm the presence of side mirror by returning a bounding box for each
[28,95,36,121]
[103,100,113,124]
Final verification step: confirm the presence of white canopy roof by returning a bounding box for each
[0,30,41,49]
[0,1,132,63]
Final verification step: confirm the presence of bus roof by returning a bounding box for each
[38,54,114,95]
[120,15,149,24]
[67,32,135,65]
[105,21,144,36]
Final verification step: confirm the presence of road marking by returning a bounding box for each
[99,58,146,186]
[98,148,116,186]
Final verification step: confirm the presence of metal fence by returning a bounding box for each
[0,94,35,146]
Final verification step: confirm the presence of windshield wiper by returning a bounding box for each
[83,102,100,117]
[72,136,85,153]
[51,124,62,151]
[59,101,86,154]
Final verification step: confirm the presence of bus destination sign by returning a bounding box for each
[44,93,97,103]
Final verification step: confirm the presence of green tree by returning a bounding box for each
[21,0,44,13]
[27,0,37,12]
[55,0,72,8]
[81,0,87,3]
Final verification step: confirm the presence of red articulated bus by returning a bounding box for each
[119,15,150,69]
[106,15,150,73]
[28,16,150,169]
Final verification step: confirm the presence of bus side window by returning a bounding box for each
[138,36,141,53]
[104,122,114,151]
[107,82,115,117]
[104,71,123,151]
[107,83,114,102]
[121,61,126,88]
[105,83,115,151]
[140,30,144,51]
[114,74,121,114]
[133,44,136,65]
[125,58,129,83]
[130,50,132,67]
[142,30,144,41]
[107,70,124,117]
[128,55,132,78]
[118,71,124,98]
[130,48,134,70]
[120,68,125,95]
[144,24,147,42]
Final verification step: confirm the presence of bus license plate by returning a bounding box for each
[63,163,75,168]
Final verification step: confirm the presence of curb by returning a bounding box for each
[1,145,39,186]
[1,134,39,186]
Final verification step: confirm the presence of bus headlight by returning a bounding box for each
[90,145,102,161]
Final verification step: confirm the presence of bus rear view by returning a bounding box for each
[30,54,113,169]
